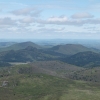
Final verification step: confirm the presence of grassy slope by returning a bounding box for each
[71,67,100,82]
[63,51,100,67]
[29,61,84,78]
[0,47,58,62]
[51,44,91,55]
[0,64,100,100]
[26,61,100,82]
[0,41,41,52]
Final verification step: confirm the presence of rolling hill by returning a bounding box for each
[17,61,100,83]
[0,46,64,62]
[0,46,49,62]
[69,67,100,82]
[0,41,41,52]
[50,44,92,55]
[29,61,83,78]
[62,51,100,67]
[1,41,100,100]
[1,62,100,100]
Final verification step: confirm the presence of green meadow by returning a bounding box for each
[0,65,100,100]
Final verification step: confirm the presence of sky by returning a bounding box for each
[0,0,100,39]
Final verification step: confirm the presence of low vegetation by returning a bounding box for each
[0,63,100,100]
[0,41,100,100]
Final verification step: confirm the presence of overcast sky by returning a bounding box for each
[0,0,100,39]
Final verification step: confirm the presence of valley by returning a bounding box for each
[0,41,100,100]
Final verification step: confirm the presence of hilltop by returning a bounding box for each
[0,41,41,52]
[62,51,100,67]
[0,45,66,63]
[50,44,91,55]
[0,46,55,62]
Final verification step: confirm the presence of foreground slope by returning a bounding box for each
[70,67,100,82]
[0,64,100,100]
[29,61,83,78]
[29,61,100,83]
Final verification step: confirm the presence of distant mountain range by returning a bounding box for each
[0,46,55,62]
[0,41,100,68]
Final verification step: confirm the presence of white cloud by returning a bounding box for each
[71,12,94,19]
[11,8,35,15]
[37,27,65,33]
[0,17,16,26]
[11,8,42,17]
[37,16,73,25]
[48,16,68,22]
[30,10,42,17]
[19,17,34,23]
[36,15,100,26]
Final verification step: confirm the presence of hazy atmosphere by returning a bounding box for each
[0,0,100,39]
[1,1,100,100]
